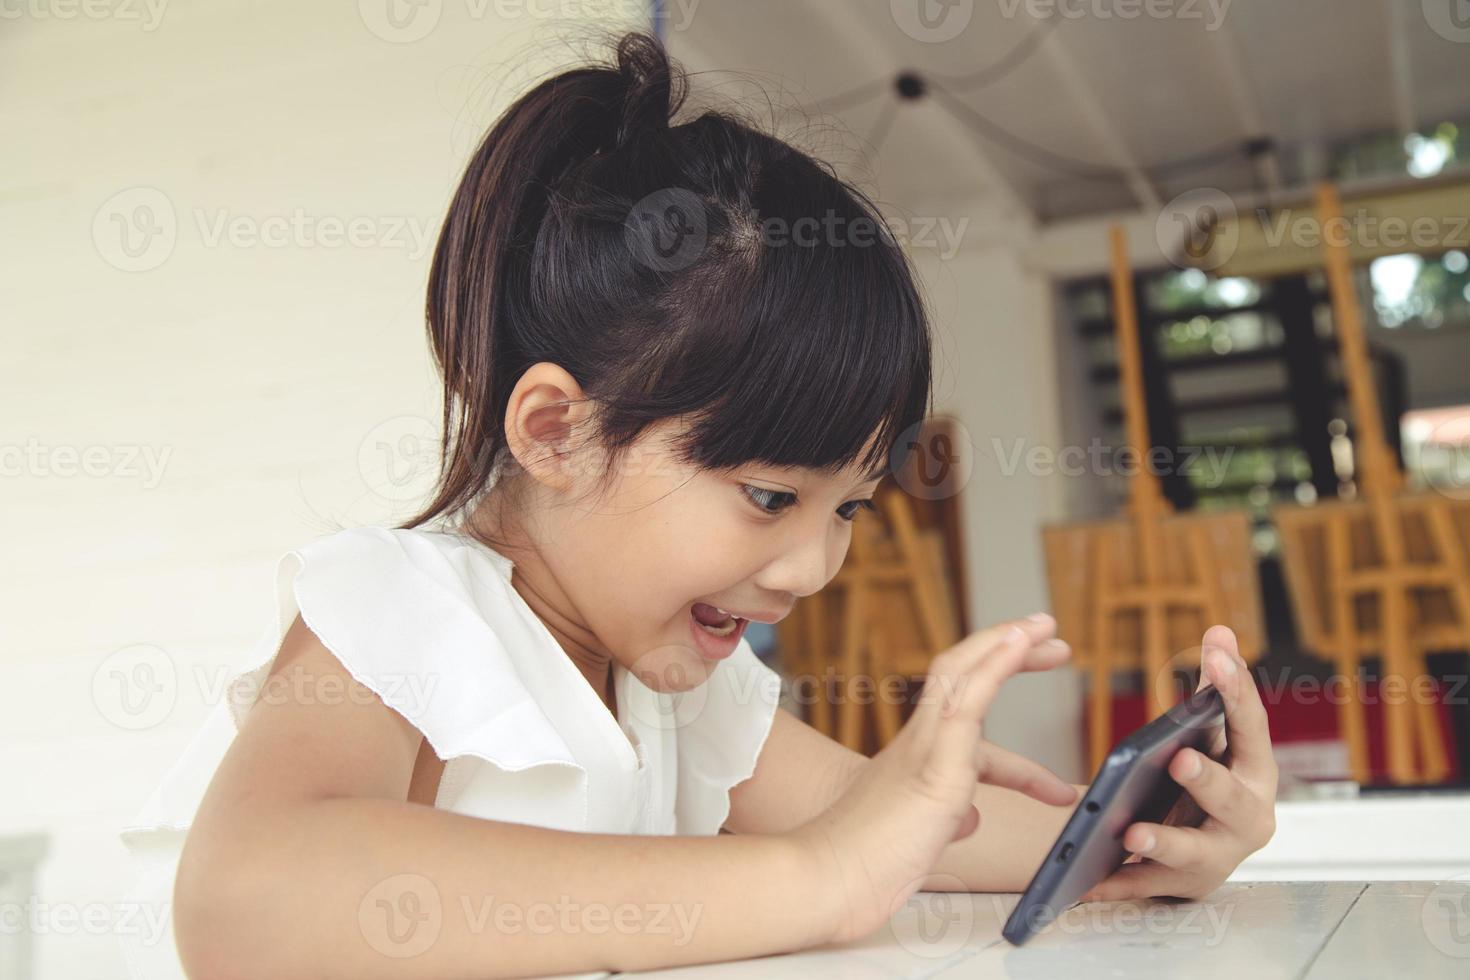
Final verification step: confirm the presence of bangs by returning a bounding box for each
[650,172,933,482]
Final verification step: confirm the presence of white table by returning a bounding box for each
[569,882,1470,978]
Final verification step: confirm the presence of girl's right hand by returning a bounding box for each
[789,614,1079,945]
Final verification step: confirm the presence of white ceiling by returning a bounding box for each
[665,0,1470,226]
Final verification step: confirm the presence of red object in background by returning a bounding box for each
[1087,676,1462,785]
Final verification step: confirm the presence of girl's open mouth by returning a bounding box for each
[689,601,747,660]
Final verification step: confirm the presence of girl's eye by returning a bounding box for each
[741,485,797,515]
[740,485,876,523]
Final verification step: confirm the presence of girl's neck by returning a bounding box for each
[458,505,617,719]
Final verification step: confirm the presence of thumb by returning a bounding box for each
[951,804,981,841]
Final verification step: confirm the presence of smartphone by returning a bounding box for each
[1001,684,1226,946]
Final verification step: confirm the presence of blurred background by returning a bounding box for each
[5,1,1470,977]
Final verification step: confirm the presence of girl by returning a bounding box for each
[121,30,1277,980]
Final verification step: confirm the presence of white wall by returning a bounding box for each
[915,215,1087,786]
[1,5,645,978]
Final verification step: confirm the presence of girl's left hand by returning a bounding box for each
[1081,624,1278,902]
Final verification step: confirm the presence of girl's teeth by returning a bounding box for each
[698,617,738,637]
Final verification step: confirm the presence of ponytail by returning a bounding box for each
[414,33,685,528]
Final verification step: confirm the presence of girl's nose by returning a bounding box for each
[756,529,839,601]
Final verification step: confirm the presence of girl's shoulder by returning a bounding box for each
[233,522,581,766]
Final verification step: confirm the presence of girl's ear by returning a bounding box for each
[503,361,598,494]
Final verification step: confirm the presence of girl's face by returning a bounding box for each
[571,418,884,693]
[496,404,885,696]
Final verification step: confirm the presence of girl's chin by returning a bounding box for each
[617,642,712,694]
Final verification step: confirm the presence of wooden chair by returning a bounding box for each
[1042,225,1266,775]
[1269,183,1470,785]
[776,484,964,752]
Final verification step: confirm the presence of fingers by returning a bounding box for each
[1200,626,1277,792]
[1080,861,1205,903]
[1121,821,1210,870]
[1167,746,1251,832]
[919,624,1047,780]
[913,614,1072,792]
[952,804,980,841]
[974,743,1079,807]
[941,613,1059,675]
[1077,823,1218,902]
[1019,637,1072,673]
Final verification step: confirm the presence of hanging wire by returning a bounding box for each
[812,18,1055,115]
[863,96,900,162]
[929,80,1254,185]
[930,17,1061,92]
[811,77,892,116]
[802,13,1268,194]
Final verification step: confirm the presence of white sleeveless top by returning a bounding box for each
[115,525,784,980]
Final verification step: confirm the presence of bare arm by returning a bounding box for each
[173,616,837,980]
[920,781,1086,891]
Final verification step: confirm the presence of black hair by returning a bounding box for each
[399,31,933,536]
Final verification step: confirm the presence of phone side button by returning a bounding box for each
[1057,842,1074,863]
